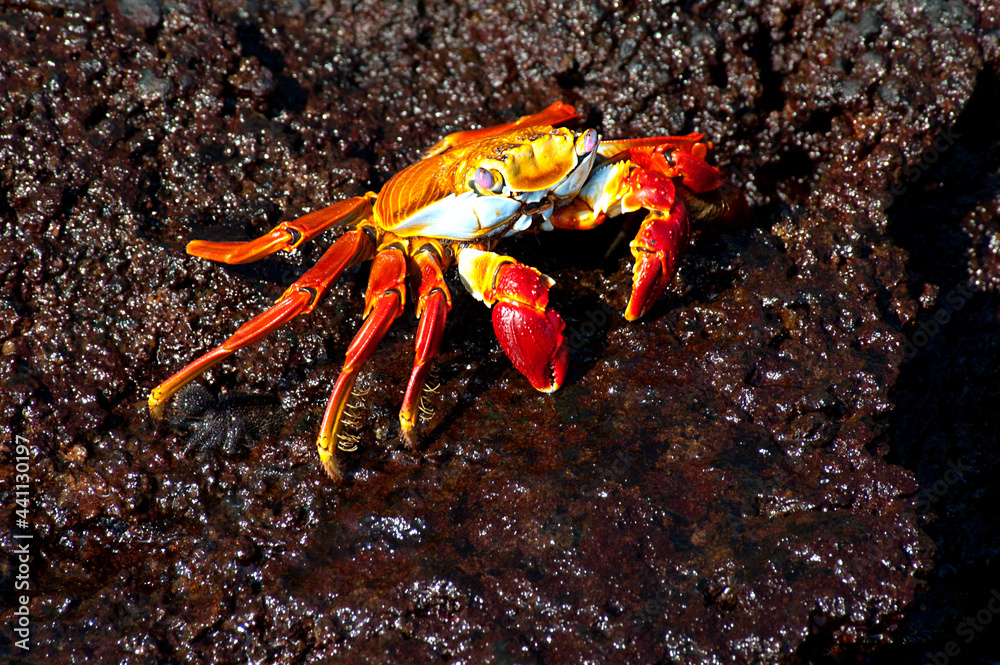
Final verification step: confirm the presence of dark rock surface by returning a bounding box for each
[1,1,997,663]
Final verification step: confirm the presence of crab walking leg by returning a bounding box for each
[148,228,375,419]
[399,245,452,445]
[596,134,710,160]
[423,102,581,157]
[316,245,408,479]
[187,196,373,264]
[457,248,569,392]
[624,170,691,321]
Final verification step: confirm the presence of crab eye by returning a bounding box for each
[576,129,598,155]
[473,167,503,193]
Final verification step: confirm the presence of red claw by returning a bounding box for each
[672,151,724,192]
[630,167,676,210]
[491,264,569,392]
[493,303,569,392]
[625,183,691,321]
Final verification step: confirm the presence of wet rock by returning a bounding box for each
[117,0,161,29]
[137,69,173,103]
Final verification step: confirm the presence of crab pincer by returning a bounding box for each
[458,248,569,392]
[624,170,691,321]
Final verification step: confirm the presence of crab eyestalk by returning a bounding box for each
[458,248,569,393]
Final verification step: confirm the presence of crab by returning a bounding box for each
[149,102,747,479]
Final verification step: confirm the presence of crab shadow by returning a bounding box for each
[413,212,753,453]
[167,383,286,458]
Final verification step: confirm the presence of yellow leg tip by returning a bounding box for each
[148,391,166,419]
[399,414,417,448]
[317,439,343,481]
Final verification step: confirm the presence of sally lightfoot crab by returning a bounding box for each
[149,102,748,478]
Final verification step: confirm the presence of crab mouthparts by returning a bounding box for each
[518,197,553,217]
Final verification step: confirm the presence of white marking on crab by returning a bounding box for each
[512,216,533,232]
[391,190,524,240]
